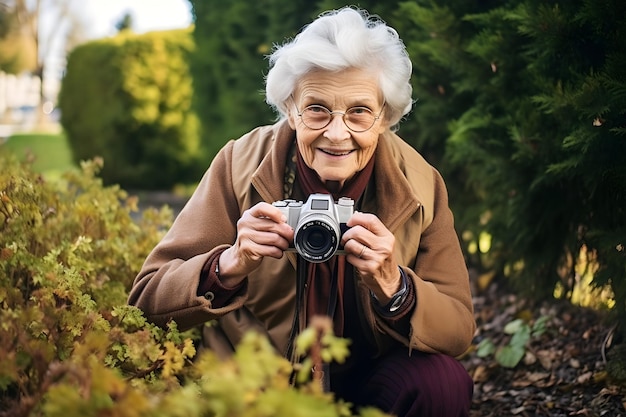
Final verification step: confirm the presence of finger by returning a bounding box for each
[249,202,288,223]
[344,238,373,262]
[240,204,294,240]
[358,242,367,259]
[343,234,394,273]
[346,211,385,234]
[235,228,290,261]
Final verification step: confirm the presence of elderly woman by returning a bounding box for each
[129,7,475,416]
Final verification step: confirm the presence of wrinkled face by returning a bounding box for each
[288,68,388,187]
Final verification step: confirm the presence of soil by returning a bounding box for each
[462,279,626,416]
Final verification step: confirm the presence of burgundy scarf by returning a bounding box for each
[295,147,375,335]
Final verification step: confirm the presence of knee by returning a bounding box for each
[364,352,474,417]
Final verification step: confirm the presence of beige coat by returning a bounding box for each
[128,121,475,359]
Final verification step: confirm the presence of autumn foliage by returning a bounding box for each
[0,155,382,417]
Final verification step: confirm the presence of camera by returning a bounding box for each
[273,193,354,263]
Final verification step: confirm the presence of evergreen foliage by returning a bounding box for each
[0,153,387,416]
[188,0,323,158]
[58,28,204,190]
[392,0,626,327]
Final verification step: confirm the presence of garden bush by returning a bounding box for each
[58,28,204,190]
[0,153,386,417]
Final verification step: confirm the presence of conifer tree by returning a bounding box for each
[188,0,319,158]
[395,0,626,329]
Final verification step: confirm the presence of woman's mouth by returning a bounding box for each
[320,148,354,156]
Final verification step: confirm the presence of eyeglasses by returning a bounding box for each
[293,99,385,133]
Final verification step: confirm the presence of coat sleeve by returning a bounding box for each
[127,141,247,330]
[407,169,475,357]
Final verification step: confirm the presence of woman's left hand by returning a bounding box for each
[341,212,402,303]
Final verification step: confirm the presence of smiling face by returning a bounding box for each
[287,68,389,187]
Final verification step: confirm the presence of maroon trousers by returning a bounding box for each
[318,259,473,416]
[330,347,474,417]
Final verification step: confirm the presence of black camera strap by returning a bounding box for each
[326,259,340,320]
[320,258,342,393]
[286,255,340,392]
[286,254,308,363]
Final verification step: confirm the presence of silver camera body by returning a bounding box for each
[273,193,354,263]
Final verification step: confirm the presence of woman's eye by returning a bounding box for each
[308,105,328,113]
[348,107,372,115]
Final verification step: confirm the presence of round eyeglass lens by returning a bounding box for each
[301,106,330,129]
[345,107,376,131]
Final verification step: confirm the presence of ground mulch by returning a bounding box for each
[462,280,626,416]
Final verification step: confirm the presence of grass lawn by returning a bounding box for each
[0,131,75,177]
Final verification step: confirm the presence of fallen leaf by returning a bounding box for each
[536,349,554,370]
[511,406,526,414]
[576,371,593,384]
[472,365,490,382]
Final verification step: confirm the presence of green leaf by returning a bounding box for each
[510,325,531,349]
[532,315,550,337]
[476,339,496,358]
[503,318,525,334]
[496,345,525,368]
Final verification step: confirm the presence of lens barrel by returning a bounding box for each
[294,215,340,263]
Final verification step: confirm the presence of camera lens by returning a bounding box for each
[294,219,339,263]
[302,225,332,251]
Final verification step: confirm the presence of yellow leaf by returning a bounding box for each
[477,271,496,291]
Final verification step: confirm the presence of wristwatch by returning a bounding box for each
[371,267,409,316]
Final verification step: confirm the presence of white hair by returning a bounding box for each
[265,7,413,127]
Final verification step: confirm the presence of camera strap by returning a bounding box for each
[326,259,340,320]
[291,256,342,336]
[320,257,341,394]
[286,255,341,392]
[286,254,308,362]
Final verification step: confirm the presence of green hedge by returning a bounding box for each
[58,28,204,190]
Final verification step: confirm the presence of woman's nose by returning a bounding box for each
[323,113,350,141]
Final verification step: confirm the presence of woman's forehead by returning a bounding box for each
[294,68,382,107]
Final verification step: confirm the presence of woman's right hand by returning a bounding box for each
[217,202,294,284]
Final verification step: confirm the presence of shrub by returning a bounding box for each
[0,154,387,417]
[58,28,204,190]
[0,153,172,414]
